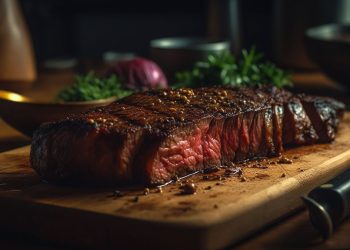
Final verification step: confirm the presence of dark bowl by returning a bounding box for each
[305,23,350,86]
[0,90,116,137]
[150,37,231,82]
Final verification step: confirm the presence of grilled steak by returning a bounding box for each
[30,87,345,185]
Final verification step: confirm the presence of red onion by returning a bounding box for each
[107,57,168,90]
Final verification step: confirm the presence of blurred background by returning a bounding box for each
[17,0,350,69]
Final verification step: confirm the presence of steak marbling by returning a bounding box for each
[30,87,345,185]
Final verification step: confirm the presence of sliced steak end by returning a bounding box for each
[301,95,345,143]
[283,97,319,146]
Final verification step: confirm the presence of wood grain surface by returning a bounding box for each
[0,113,350,250]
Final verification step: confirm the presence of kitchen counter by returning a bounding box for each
[0,69,349,249]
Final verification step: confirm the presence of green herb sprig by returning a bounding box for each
[175,47,292,88]
[56,72,133,102]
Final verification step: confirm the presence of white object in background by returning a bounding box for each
[0,0,36,88]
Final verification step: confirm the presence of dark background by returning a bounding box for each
[19,0,350,69]
[19,0,273,63]
[20,0,208,61]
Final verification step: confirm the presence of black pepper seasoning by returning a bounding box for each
[180,183,197,195]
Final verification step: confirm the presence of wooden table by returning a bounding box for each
[0,69,349,249]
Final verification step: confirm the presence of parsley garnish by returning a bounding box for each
[175,47,292,88]
[56,72,133,102]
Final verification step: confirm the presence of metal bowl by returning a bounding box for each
[0,90,116,137]
[305,23,350,86]
[150,37,231,82]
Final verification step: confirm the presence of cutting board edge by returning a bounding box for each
[0,195,224,250]
[136,145,350,227]
[2,145,350,229]
[198,146,350,249]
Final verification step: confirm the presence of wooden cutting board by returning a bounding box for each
[1,113,350,250]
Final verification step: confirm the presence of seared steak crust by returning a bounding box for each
[30,87,345,185]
